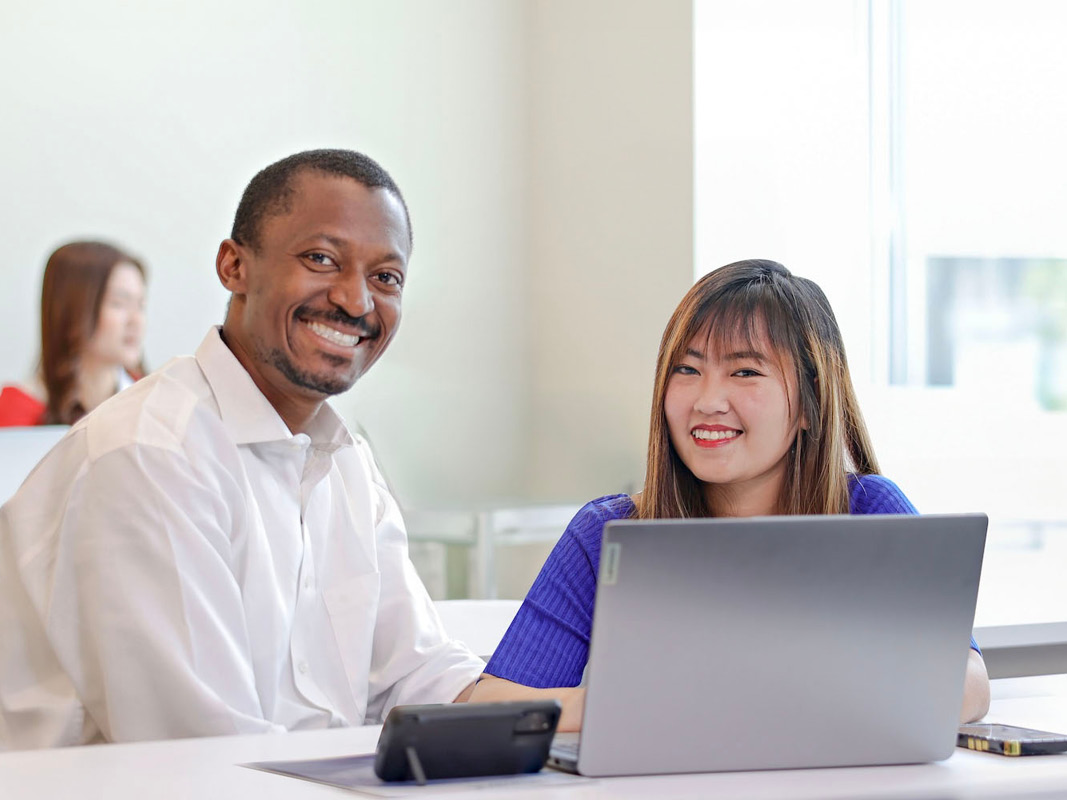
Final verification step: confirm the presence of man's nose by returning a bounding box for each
[327,272,375,318]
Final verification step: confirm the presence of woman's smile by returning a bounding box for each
[690,424,742,448]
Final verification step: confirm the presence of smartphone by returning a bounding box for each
[958,723,1067,756]
[374,701,561,783]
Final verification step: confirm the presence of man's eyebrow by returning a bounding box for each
[300,233,350,250]
[320,234,347,250]
[301,234,406,264]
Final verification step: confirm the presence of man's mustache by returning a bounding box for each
[297,307,381,339]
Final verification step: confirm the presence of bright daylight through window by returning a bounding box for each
[696,0,1067,627]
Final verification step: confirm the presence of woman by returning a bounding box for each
[470,259,990,728]
[0,241,147,426]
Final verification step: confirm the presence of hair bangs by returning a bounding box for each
[693,280,804,382]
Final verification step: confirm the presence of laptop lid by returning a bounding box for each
[574,513,987,777]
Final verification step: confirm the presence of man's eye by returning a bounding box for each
[376,271,404,288]
[304,253,338,269]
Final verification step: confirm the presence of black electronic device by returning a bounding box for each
[374,701,561,783]
[958,723,1067,756]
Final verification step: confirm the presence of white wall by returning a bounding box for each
[0,0,694,510]
[524,0,694,501]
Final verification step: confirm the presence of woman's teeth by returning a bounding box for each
[692,429,739,441]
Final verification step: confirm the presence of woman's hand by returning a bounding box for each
[467,674,586,732]
[960,649,991,723]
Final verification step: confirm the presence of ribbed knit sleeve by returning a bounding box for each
[485,494,634,688]
[848,473,919,515]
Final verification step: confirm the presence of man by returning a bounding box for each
[0,150,484,749]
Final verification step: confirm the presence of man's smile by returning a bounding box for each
[294,305,382,356]
[302,318,363,348]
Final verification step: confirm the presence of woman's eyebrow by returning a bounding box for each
[722,350,767,363]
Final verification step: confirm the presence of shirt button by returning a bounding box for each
[298,661,309,675]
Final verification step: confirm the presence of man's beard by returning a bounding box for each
[259,306,383,396]
[265,346,355,396]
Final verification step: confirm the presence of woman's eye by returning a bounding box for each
[733,368,762,378]
[672,364,698,376]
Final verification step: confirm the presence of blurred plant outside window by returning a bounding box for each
[924,257,1067,411]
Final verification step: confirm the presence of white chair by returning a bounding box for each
[475,505,579,600]
[404,509,481,600]
[407,505,579,600]
[0,425,68,505]
[434,599,521,660]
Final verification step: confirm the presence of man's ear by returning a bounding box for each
[216,239,248,293]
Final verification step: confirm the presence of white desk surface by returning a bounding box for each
[3,678,1067,800]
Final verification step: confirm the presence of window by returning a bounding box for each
[695,0,1067,626]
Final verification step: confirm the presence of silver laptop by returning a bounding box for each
[548,513,987,776]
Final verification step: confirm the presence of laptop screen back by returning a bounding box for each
[575,513,987,776]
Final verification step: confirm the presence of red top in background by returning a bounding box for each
[0,386,46,427]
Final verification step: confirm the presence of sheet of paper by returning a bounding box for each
[244,753,587,797]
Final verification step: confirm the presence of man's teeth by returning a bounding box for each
[305,320,360,347]
[692,429,740,441]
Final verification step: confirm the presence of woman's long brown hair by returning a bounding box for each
[39,241,146,425]
[634,259,879,519]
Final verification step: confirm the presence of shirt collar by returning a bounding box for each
[195,327,353,451]
[115,367,135,392]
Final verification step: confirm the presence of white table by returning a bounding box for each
[3,679,1067,799]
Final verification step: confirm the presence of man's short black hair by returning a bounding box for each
[230,149,412,252]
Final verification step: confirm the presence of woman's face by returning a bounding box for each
[663,326,802,512]
[84,262,146,371]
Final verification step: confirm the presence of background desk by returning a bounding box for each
[3,678,1067,799]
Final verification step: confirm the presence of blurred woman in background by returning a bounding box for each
[0,241,147,426]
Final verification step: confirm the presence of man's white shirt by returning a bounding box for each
[0,328,483,749]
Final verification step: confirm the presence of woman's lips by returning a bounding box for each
[690,426,741,448]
